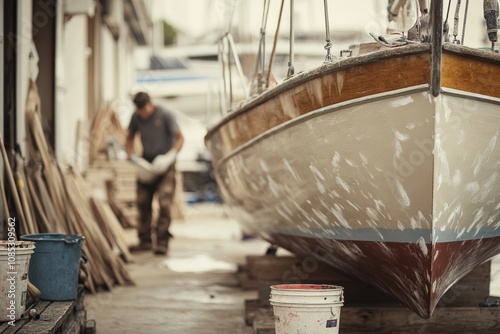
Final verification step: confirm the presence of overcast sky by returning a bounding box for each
[152,0,490,48]
[154,0,388,42]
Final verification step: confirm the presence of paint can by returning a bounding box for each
[269,284,344,334]
[0,241,35,322]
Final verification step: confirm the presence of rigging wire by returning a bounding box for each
[443,0,452,41]
[413,0,422,40]
[226,33,250,101]
[217,39,227,116]
[225,0,237,36]
[259,0,271,91]
[453,0,462,43]
[444,0,452,23]
[217,0,250,112]
[251,0,271,93]
[323,0,334,63]
[226,35,234,106]
[287,0,295,78]
[461,0,470,45]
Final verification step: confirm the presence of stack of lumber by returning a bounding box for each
[87,157,139,228]
[0,80,134,293]
[86,100,138,229]
[87,102,127,165]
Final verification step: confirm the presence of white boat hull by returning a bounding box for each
[213,88,500,317]
[206,44,500,317]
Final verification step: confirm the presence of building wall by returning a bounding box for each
[0,0,152,171]
[0,0,4,144]
[57,15,88,168]
[33,0,57,148]
[16,1,33,156]
[0,0,4,231]
[101,26,117,103]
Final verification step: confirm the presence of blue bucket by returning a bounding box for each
[20,233,84,301]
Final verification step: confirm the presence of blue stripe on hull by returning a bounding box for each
[265,225,500,243]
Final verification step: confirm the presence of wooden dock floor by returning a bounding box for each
[0,287,95,334]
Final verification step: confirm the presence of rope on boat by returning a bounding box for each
[258,0,271,92]
[323,0,335,63]
[266,0,286,89]
[287,0,295,78]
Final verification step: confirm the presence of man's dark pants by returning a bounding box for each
[136,167,176,251]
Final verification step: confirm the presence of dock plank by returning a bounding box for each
[0,287,89,334]
[16,301,74,334]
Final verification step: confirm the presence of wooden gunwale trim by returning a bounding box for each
[442,44,500,99]
[207,45,432,158]
[205,43,431,142]
[216,84,430,168]
[443,43,500,64]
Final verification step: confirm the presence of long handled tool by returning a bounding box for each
[0,135,41,299]
[0,135,27,231]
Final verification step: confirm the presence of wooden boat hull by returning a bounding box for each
[205,44,500,318]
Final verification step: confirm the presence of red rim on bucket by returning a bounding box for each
[271,284,342,290]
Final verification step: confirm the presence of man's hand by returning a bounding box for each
[151,149,177,174]
[129,155,139,164]
[130,156,157,184]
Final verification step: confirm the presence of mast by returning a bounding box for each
[430,0,443,97]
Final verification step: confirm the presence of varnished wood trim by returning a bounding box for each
[442,47,500,99]
[207,50,431,158]
[217,85,429,167]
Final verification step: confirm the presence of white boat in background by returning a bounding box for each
[133,54,219,99]
[205,0,500,318]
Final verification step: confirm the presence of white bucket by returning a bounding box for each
[0,240,35,322]
[270,284,344,334]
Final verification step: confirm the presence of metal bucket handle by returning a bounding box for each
[63,235,87,263]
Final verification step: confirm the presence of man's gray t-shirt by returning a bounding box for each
[128,106,179,162]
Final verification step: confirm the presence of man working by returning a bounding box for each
[126,92,184,255]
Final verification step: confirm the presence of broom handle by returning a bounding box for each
[0,165,11,221]
[0,135,27,233]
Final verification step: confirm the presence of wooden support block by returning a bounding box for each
[246,255,396,306]
[237,271,259,291]
[84,319,96,334]
[245,299,500,333]
[245,299,273,326]
[246,256,492,308]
